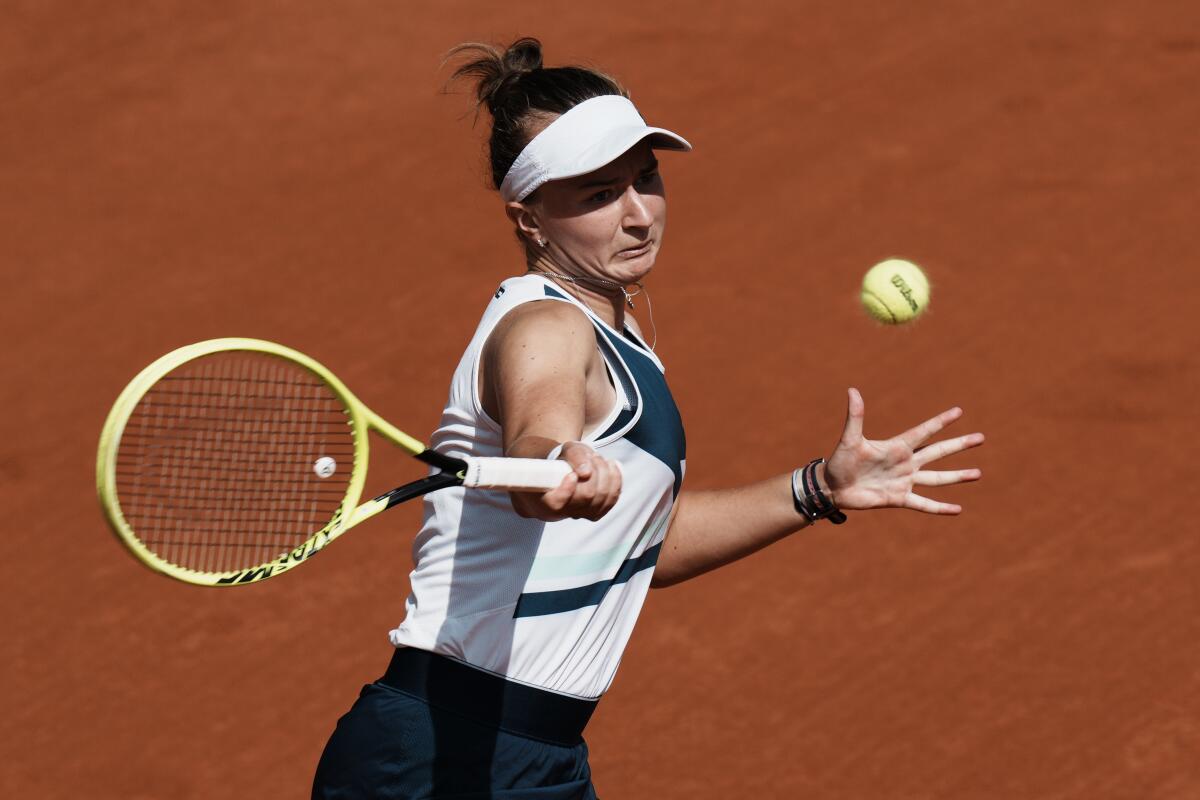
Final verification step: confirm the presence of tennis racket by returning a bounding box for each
[96,338,574,587]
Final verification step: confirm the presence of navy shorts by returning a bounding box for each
[312,649,599,799]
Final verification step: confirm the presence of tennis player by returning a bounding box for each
[312,38,984,799]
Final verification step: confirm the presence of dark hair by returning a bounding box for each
[448,37,628,192]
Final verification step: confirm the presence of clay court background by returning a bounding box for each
[5,2,1199,797]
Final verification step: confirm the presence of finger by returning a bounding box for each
[904,492,963,515]
[576,455,608,498]
[914,432,986,467]
[562,456,612,520]
[898,406,963,450]
[567,457,614,520]
[914,468,982,486]
[585,457,619,512]
[542,470,579,508]
[560,441,595,478]
[840,387,865,444]
[521,471,578,520]
[590,455,616,491]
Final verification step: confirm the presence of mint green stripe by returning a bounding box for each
[527,509,670,581]
[527,546,628,581]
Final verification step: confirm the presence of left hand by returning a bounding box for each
[824,388,984,515]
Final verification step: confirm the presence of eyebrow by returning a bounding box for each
[577,157,661,190]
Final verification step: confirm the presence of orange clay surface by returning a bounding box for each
[4,2,1200,797]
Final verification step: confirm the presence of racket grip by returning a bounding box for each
[461,457,576,491]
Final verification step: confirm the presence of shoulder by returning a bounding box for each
[479,298,601,412]
[477,292,606,424]
[491,298,595,349]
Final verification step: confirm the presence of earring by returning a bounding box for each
[537,238,548,248]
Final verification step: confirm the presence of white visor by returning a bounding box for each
[499,94,691,202]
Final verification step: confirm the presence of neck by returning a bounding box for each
[526,257,631,329]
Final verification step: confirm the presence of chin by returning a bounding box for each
[611,247,658,283]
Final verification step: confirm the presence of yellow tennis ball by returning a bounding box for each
[861,259,930,324]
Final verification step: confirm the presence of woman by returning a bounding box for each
[313,38,983,799]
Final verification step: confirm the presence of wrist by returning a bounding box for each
[815,461,837,508]
[791,458,847,525]
[504,434,563,461]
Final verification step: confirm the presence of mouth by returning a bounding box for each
[617,240,654,259]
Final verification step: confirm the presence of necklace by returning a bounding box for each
[529,269,642,309]
[528,269,658,350]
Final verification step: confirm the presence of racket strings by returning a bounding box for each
[115,351,355,574]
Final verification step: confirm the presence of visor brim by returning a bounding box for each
[545,126,692,186]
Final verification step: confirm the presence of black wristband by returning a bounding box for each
[802,461,827,511]
[800,458,847,525]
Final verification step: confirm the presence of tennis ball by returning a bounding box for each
[861,259,930,324]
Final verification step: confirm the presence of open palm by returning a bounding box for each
[825,388,984,515]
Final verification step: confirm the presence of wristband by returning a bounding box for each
[791,468,817,523]
[792,458,847,525]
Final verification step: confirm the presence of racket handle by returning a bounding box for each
[461,457,579,491]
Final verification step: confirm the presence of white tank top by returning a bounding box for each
[388,274,686,699]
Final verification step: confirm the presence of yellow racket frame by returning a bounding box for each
[97,338,431,587]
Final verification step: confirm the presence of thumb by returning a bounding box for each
[840,388,865,445]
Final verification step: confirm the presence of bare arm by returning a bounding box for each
[652,473,811,587]
[480,300,622,521]
[653,388,985,587]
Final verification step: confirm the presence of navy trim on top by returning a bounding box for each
[510,285,686,620]
[593,329,638,440]
[598,325,685,496]
[513,543,663,618]
[542,285,685,496]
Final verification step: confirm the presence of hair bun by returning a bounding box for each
[446,36,627,191]
[449,37,544,118]
[502,37,543,75]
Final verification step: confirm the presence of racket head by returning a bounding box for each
[97,338,377,586]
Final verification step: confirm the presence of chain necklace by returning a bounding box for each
[528,269,642,309]
[528,269,658,350]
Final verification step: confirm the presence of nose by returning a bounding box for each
[620,185,653,229]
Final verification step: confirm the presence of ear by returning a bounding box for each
[505,201,543,247]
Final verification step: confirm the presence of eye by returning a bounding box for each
[636,170,660,187]
[588,189,614,204]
